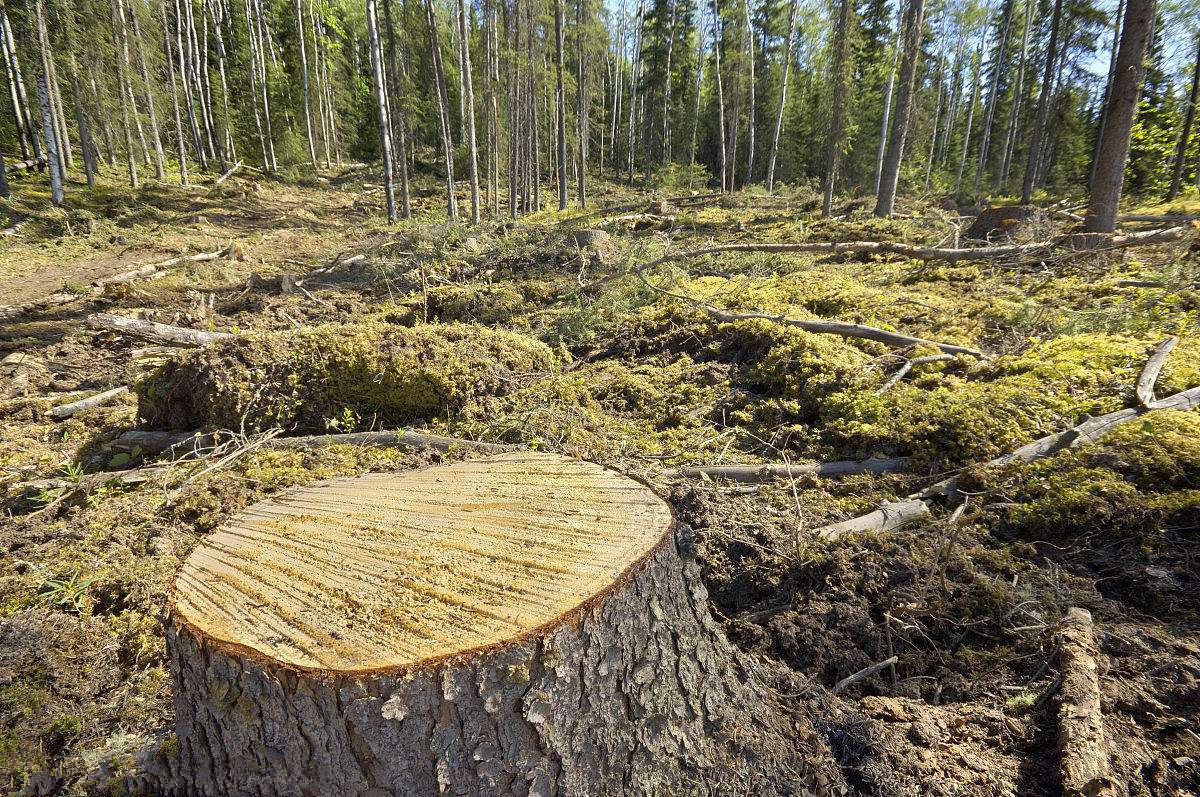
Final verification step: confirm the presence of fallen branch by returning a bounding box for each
[1119,213,1200,223]
[95,245,231,289]
[679,457,909,483]
[832,656,900,694]
[265,429,519,454]
[2,216,30,236]
[636,269,983,356]
[1057,608,1114,797]
[86,313,234,347]
[47,386,128,419]
[1135,336,1177,409]
[877,354,955,393]
[214,160,244,186]
[641,225,1188,270]
[816,500,931,541]
[4,156,45,174]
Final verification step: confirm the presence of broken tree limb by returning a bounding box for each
[213,160,243,186]
[679,457,909,483]
[109,428,519,456]
[640,226,1188,270]
[877,354,956,393]
[47,386,129,419]
[86,314,234,347]
[1135,337,1178,409]
[95,245,231,288]
[833,656,900,694]
[816,500,931,542]
[1057,608,1115,797]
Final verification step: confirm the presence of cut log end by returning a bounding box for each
[170,452,674,673]
[154,451,844,795]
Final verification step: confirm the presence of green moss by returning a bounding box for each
[137,322,556,431]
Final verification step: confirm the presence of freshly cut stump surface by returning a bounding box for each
[151,452,842,796]
[172,452,672,672]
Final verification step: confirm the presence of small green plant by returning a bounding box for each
[61,278,89,295]
[325,406,360,433]
[37,572,95,614]
[60,462,86,485]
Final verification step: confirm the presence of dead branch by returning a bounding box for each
[877,353,956,393]
[266,429,519,454]
[95,245,231,289]
[86,313,234,347]
[214,160,243,186]
[635,269,984,356]
[640,225,1187,270]
[47,386,129,419]
[832,656,900,694]
[1057,608,1114,797]
[1119,213,1200,223]
[679,457,909,483]
[816,500,931,541]
[1135,336,1178,409]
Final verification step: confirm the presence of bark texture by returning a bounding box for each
[141,529,842,796]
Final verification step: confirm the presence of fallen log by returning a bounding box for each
[86,313,234,347]
[95,245,230,289]
[1057,608,1115,797]
[47,386,129,419]
[680,457,909,483]
[4,156,45,174]
[640,225,1188,269]
[131,452,842,795]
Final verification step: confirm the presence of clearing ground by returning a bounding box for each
[2,168,1199,795]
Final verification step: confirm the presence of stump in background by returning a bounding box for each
[151,452,842,796]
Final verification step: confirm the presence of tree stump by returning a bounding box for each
[149,452,841,796]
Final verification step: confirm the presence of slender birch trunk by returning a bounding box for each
[553,0,567,208]
[974,0,1014,193]
[764,0,796,191]
[162,4,189,184]
[459,0,480,221]
[1,13,32,160]
[2,11,40,161]
[37,72,62,203]
[109,0,139,186]
[625,0,644,185]
[127,0,166,179]
[30,0,70,171]
[956,27,985,193]
[366,0,396,221]
[576,0,587,206]
[661,0,677,164]
[998,0,1032,189]
[688,19,705,172]
[713,1,727,191]
[295,0,317,165]
[426,0,458,219]
[208,0,237,164]
[741,0,755,184]
[176,0,206,168]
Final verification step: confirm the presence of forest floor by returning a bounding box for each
[1,165,1199,796]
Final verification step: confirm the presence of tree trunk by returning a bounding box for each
[1085,0,1154,233]
[162,4,189,185]
[176,0,207,169]
[1021,0,1063,204]
[973,0,1014,194]
[127,0,167,179]
[955,25,985,192]
[30,0,70,172]
[458,0,480,221]
[294,0,317,166]
[553,0,567,209]
[138,453,843,796]
[625,0,644,185]
[821,0,853,215]
[0,151,8,197]
[427,0,458,220]
[660,0,676,164]
[36,72,62,204]
[1090,0,1124,189]
[382,0,411,218]
[713,2,727,191]
[253,0,277,171]
[741,0,755,184]
[764,0,796,191]
[367,0,396,222]
[873,4,901,195]
[998,0,1032,189]
[1167,35,1200,200]
[2,11,39,162]
[110,0,139,187]
[874,0,924,217]
[576,0,587,206]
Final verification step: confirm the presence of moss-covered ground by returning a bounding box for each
[2,167,1199,794]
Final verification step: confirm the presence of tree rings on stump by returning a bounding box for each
[153,452,841,796]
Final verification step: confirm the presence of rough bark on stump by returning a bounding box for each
[140,452,842,796]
